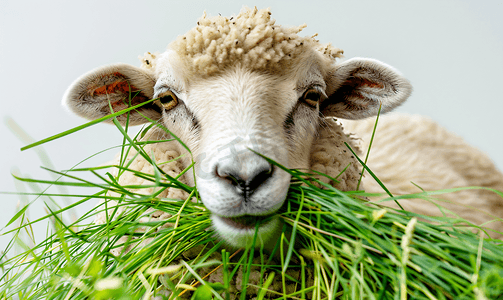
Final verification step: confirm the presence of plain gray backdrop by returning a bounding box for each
[1,0,502,251]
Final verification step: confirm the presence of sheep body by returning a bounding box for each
[343,113,503,234]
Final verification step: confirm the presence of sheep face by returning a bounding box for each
[153,50,329,247]
[64,8,412,248]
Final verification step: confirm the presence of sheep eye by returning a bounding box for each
[158,90,178,110]
[302,88,322,107]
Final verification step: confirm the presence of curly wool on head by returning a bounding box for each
[147,7,343,75]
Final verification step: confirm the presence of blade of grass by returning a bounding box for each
[20,98,157,151]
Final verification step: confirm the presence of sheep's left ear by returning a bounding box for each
[322,58,412,119]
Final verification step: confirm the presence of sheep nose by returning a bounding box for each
[216,161,273,198]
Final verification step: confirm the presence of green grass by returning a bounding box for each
[1,99,503,299]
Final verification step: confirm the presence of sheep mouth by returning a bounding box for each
[219,214,273,230]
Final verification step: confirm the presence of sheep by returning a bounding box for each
[64,7,502,252]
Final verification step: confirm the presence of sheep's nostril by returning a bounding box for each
[247,166,273,193]
[216,163,273,198]
[215,165,245,189]
[222,173,246,188]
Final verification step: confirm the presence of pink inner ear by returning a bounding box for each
[91,77,150,112]
[337,77,385,102]
[345,77,384,90]
[91,72,136,96]
[359,78,384,89]
[92,80,130,96]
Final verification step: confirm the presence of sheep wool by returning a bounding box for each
[154,7,343,76]
[310,117,363,191]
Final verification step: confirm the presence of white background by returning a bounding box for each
[1,0,502,251]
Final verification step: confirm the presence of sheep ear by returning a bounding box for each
[63,63,160,125]
[322,58,412,120]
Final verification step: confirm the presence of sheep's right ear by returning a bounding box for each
[63,63,161,125]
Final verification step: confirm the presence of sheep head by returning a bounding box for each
[64,7,412,248]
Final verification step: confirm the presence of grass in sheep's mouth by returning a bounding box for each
[2,99,503,299]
